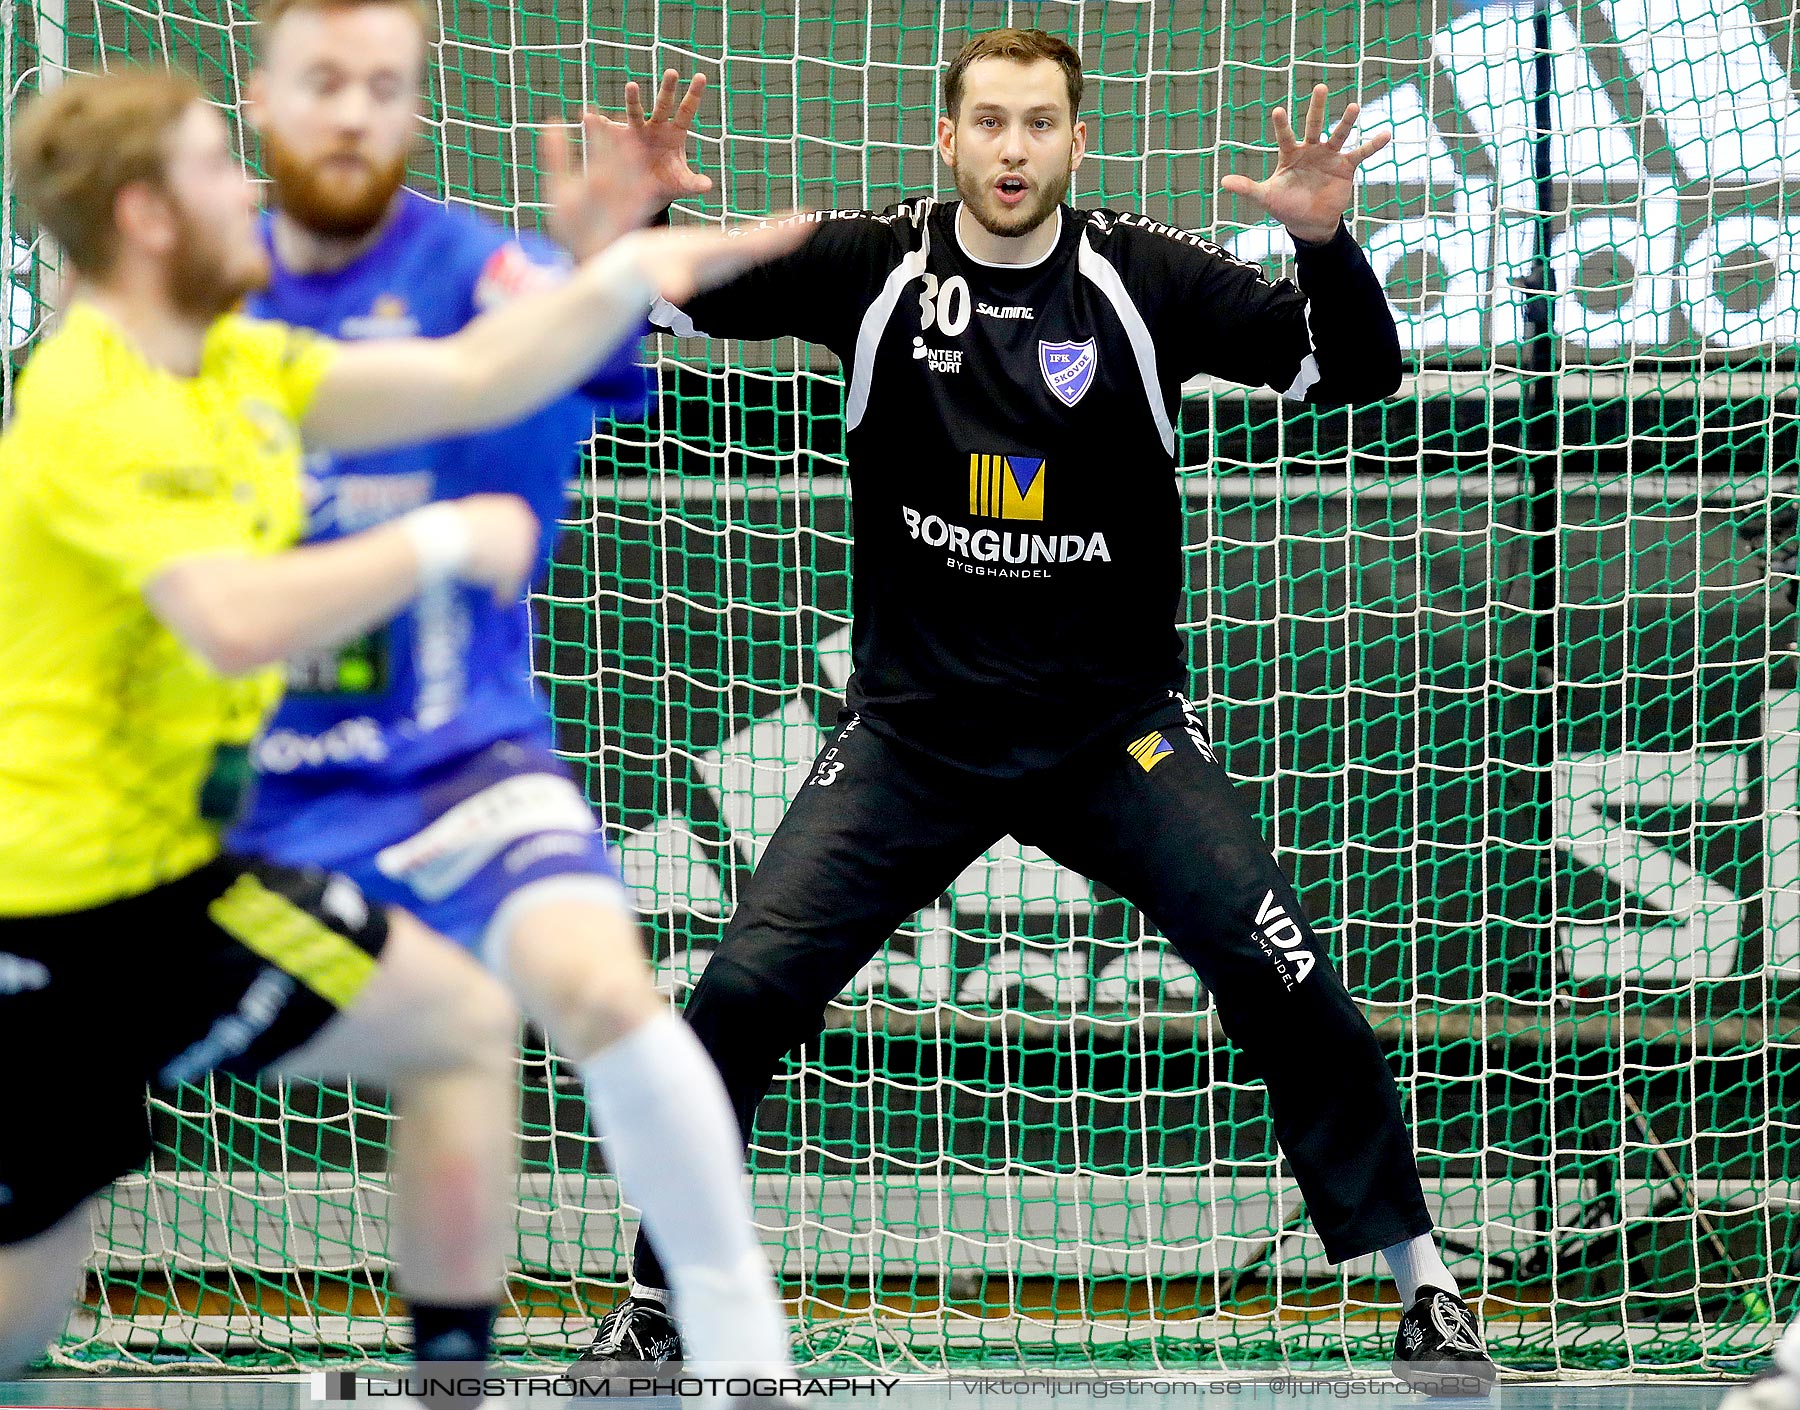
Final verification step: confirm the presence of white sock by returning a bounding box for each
[580,1012,791,1370]
[1776,1319,1800,1376]
[1381,1233,1458,1306]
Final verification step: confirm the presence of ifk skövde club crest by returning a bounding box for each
[1039,338,1097,408]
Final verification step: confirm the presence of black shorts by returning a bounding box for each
[0,855,389,1245]
[633,692,1432,1285]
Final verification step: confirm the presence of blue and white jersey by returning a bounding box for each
[231,188,649,855]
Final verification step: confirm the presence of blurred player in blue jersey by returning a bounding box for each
[230,0,790,1374]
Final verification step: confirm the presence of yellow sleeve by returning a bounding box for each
[18,416,259,591]
[225,315,340,422]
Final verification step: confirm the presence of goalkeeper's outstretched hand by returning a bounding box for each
[543,110,665,259]
[597,68,714,212]
[1220,83,1390,245]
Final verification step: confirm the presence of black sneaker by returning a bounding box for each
[1721,1368,1800,1410]
[1389,1288,1498,1397]
[574,1293,684,1374]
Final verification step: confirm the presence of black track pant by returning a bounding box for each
[630,699,1432,1288]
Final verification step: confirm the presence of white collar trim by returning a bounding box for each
[954,202,1063,269]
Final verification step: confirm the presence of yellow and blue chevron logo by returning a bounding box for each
[1127,730,1175,773]
[969,453,1046,521]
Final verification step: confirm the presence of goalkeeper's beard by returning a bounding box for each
[952,154,1071,239]
[169,205,270,322]
[263,129,409,240]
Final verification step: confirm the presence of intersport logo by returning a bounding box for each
[1227,0,1800,355]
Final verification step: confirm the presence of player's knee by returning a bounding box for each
[684,951,761,1025]
[430,965,517,1079]
[539,963,658,1058]
[683,952,810,1057]
[500,902,659,1058]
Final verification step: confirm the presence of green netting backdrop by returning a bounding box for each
[5,0,1800,1380]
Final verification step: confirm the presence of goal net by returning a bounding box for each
[5,0,1799,1380]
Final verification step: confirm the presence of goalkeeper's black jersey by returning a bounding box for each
[651,200,1401,777]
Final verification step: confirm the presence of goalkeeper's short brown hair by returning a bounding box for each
[945,28,1084,121]
[10,70,206,279]
[255,0,438,51]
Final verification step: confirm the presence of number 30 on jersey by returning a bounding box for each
[918,274,971,337]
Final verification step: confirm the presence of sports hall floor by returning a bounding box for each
[0,1372,1758,1408]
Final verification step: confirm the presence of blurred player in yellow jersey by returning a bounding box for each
[0,69,804,1377]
